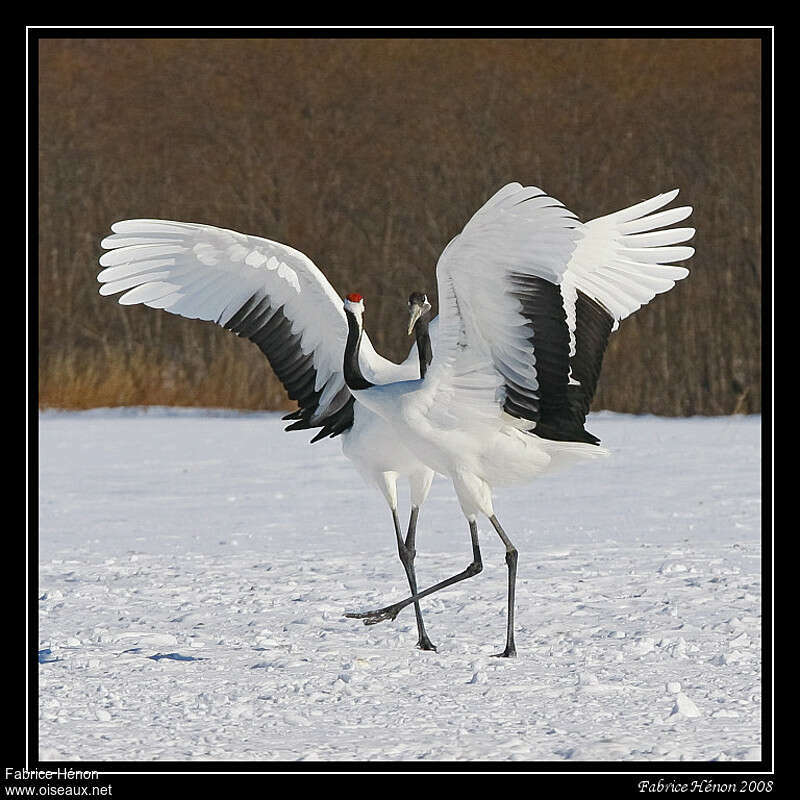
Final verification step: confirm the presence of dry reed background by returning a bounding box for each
[38,37,762,415]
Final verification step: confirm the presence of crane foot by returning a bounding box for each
[344,603,402,625]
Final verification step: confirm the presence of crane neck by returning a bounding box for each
[343,309,375,391]
[414,315,433,379]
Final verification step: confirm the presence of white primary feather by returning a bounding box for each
[99,219,408,424]
[563,189,694,333]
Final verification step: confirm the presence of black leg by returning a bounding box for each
[404,505,420,552]
[392,507,436,651]
[347,520,482,625]
[488,514,517,658]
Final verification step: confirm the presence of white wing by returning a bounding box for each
[422,184,581,431]
[419,184,694,441]
[557,190,694,436]
[98,219,391,440]
[563,188,694,336]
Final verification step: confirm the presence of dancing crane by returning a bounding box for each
[341,183,695,657]
[97,222,440,650]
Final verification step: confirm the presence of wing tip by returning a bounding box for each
[672,264,691,280]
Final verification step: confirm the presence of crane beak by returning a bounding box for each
[407,302,423,335]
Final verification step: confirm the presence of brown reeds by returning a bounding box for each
[38,37,762,415]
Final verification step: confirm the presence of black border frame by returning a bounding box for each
[24,25,773,791]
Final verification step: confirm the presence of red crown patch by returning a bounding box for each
[346,293,363,303]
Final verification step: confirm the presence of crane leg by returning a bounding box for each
[346,520,483,626]
[488,515,517,658]
[392,507,436,651]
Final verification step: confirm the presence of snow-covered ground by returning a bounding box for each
[38,410,762,762]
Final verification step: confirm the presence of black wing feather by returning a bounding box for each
[504,274,602,445]
[223,292,353,441]
[565,290,614,440]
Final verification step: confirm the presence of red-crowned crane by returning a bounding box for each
[98,223,440,650]
[341,183,695,657]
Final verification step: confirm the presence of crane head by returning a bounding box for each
[344,293,365,317]
[407,292,432,335]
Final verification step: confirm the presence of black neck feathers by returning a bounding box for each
[343,310,375,391]
[414,316,433,379]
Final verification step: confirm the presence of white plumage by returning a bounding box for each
[341,183,695,656]
[98,219,440,650]
[563,189,693,328]
[98,182,694,657]
[101,220,356,422]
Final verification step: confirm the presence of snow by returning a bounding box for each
[38,409,762,762]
